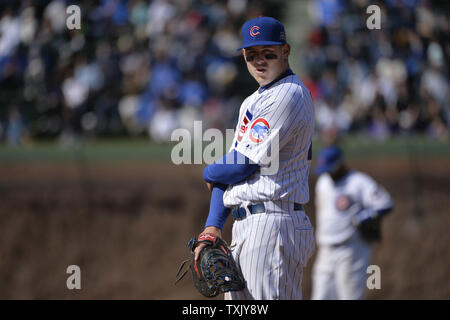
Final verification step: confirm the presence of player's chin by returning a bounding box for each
[253,71,269,85]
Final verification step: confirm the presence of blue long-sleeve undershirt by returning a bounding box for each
[203,150,260,185]
[204,183,230,229]
[203,150,260,229]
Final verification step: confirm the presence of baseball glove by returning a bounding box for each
[175,233,245,298]
[356,217,382,243]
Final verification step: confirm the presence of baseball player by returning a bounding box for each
[311,146,394,300]
[194,16,315,300]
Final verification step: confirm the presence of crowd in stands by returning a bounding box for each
[303,0,449,141]
[0,0,448,147]
[0,0,278,146]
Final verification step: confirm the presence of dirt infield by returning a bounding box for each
[1,156,449,299]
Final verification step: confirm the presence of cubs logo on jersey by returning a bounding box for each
[249,118,270,143]
[335,194,353,212]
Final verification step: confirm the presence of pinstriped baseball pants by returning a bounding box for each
[225,211,315,300]
[311,232,372,300]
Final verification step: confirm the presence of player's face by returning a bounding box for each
[243,44,290,86]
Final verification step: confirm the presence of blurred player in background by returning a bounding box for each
[312,145,393,299]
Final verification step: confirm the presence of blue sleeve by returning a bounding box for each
[353,206,393,225]
[204,183,230,230]
[203,150,260,185]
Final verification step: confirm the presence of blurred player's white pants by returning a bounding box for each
[311,232,372,300]
[225,210,315,300]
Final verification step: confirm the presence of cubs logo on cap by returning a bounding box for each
[250,26,260,37]
[237,17,287,50]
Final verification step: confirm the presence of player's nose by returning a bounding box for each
[254,54,266,63]
[253,56,268,66]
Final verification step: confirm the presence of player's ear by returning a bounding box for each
[282,44,291,57]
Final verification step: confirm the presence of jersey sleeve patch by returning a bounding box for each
[236,109,253,143]
[249,118,270,143]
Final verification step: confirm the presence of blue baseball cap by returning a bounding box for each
[237,16,287,51]
[314,146,343,175]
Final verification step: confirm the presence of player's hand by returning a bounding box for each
[194,226,222,261]
[205,181,214,192]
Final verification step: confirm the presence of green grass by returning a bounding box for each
[334,135,450,158]
[0,135,449,164]
[0,139,174,163]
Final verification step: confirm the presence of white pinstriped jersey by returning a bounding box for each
[223,72,314,210]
